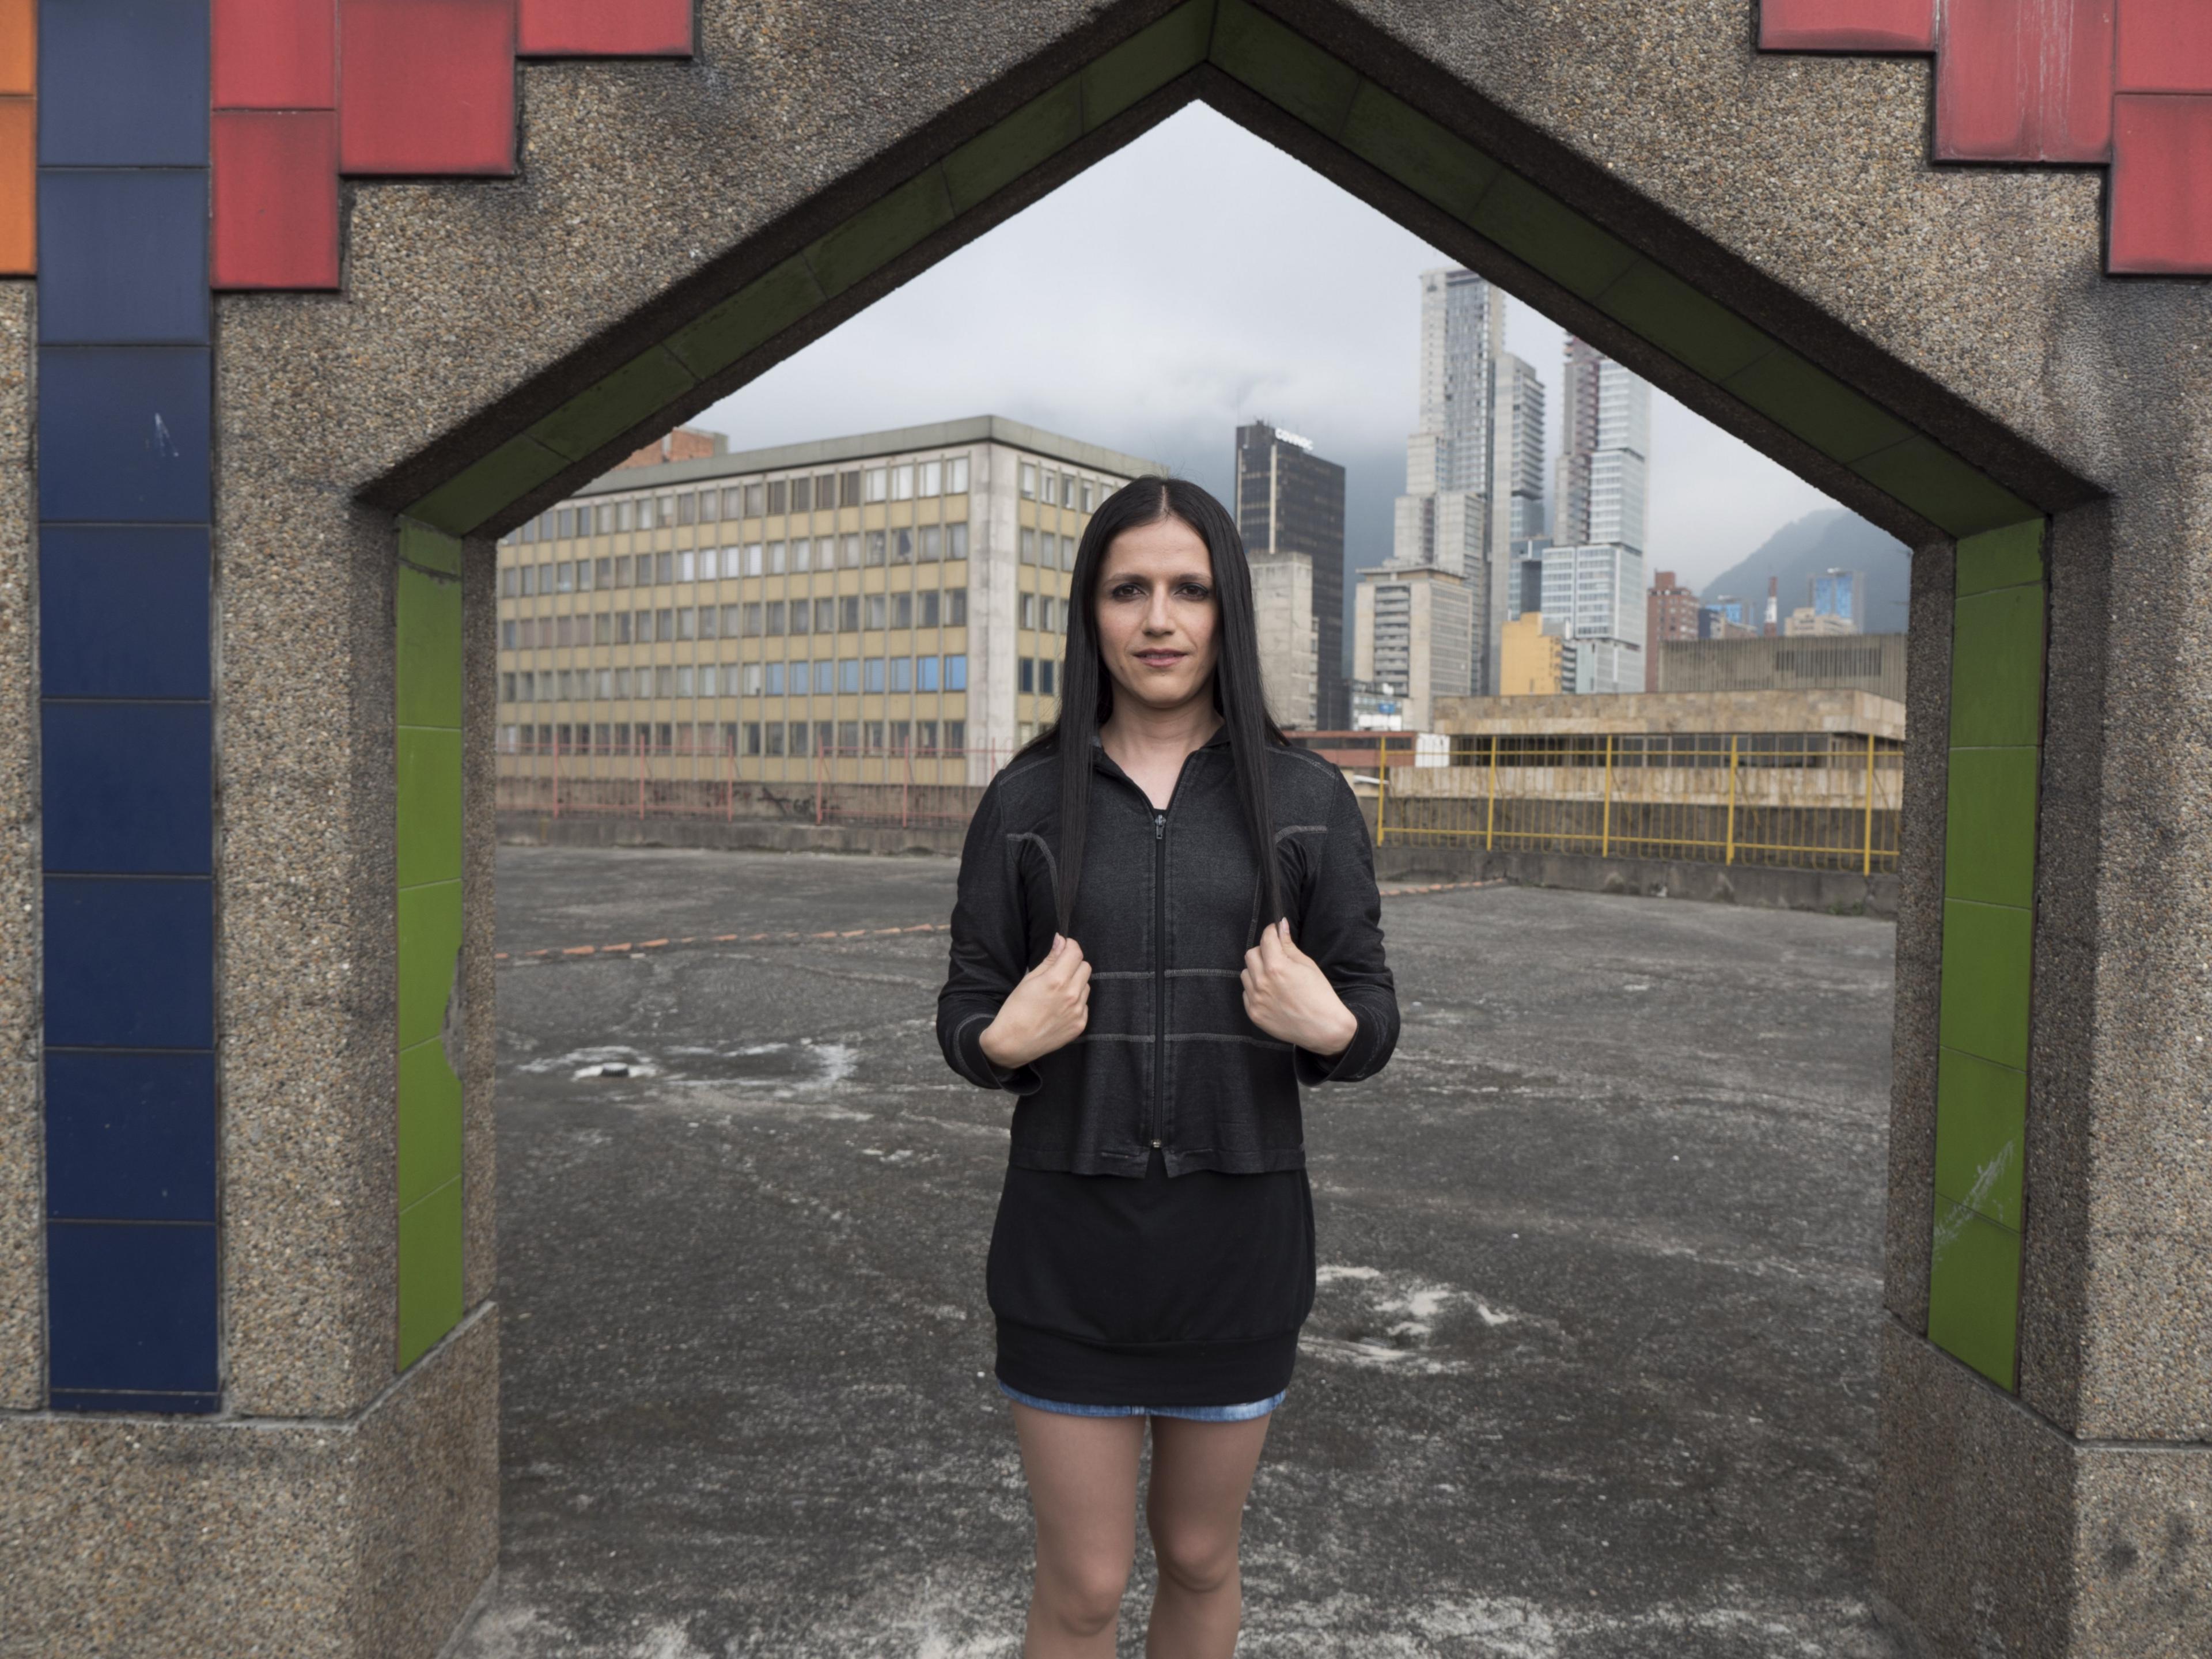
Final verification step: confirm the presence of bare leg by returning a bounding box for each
[1012,1402,1147,1658]
[1143,1414,1272,1659]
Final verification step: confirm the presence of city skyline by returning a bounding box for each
[695,104,1841,600]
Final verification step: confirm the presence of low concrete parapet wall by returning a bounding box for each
[1375,842,1900,917]
[499,811,1897,916]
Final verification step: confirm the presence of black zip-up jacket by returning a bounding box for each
[937,730,1398,1176]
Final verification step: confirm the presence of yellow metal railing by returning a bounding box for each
[1374,730,1903,875]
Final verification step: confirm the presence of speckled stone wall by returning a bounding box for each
[0,282,34,1412]
[6,2,2210,1654]
[0,1308,496,1659]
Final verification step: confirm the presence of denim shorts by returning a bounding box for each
[997,1379,1285,1422]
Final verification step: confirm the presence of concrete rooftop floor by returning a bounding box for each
[459,846,1906,1659]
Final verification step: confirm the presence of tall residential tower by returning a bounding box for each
[1234,421,1346,728]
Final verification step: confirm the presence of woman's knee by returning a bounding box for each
[1147,1517,1240,1598]
[1035,1548,1132,1635]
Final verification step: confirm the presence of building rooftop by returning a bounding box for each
[574,415,1168,498]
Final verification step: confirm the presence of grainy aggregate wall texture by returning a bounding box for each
[2,1,2207,1655]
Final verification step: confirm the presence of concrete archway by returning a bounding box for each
[3,3,2204,1654]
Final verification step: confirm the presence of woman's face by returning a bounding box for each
[1093,514,1220,718]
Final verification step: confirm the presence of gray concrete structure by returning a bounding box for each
[3,2,2207,1655]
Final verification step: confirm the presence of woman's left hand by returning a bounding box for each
[1241,918,1359,1056]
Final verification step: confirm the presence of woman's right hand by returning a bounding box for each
[978,934,1091,1070]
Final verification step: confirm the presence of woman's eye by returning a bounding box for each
[1109,582,1144,600]
[1178,584,1213,600]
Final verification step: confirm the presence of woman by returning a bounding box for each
[937,476,1399,1657]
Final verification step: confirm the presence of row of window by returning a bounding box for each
[1019,528,1077,570]
[1019,462,1104,511]
[500,719,970,757]
[502,524,971,595]
[504,654,972,703]
[1017,657,1058,697]
[510,456,976,543]
[501,589,971,649]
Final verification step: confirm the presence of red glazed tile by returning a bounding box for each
[339,0,516,176]
[213,0,335,108]
[214,109,339,287]
[0,98,29,274]
[1759,0,1935,52]
[2109,93,2212,274]
[1938,0,2112,162]
[2116,0,2212,93]
[2046,0,2116,161]
[0,0,32,97]
[517,0,690,56]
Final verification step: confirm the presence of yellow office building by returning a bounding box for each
[496,416,1162,788]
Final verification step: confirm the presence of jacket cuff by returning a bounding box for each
[955,1012,1043,1094]
[1294,1002,1386,1085]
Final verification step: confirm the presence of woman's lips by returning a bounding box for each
[1134,650,1185,667]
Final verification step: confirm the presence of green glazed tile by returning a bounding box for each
[407,434,567,536]
[397,518,462,577]
[1593,260,1775,383]
[1210,0,1359,136]
[398,1176,464,1369]
[1938,898,2034,1071]
[1948,584,2046,749]
[1340,81,1499,223]
[396,565,462,731]
[1081,0,1214,128]
[1721,347,1914,465]
[527,346,698,464]
[666,255,826,380]
[1927,1196,2021,1389]
[1933,1047,2027,1228]
[1850,435,2039,537]
[1943,745,2040,908]
[397,1037,463,1211]
[398,878,464,1052]
[1956,519,2046,597]
[397,725,463,889]
[1466,169,1638,300]
[805,168,956,298]
[944,77,1083,213]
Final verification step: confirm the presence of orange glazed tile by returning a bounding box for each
[0,99,31,274]
[0,0,29,98]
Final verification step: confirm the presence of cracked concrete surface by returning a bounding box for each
[466,847,1904,1658]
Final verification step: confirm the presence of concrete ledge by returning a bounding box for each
[499,809,965,858]
[1877,1317,2212,1659]
[1374,843,1902,917]
[499,812,1900,914]
[0,1305,498,1659]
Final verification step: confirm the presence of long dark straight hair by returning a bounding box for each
[1022,475,1287,934]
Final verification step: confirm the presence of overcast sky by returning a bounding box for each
[699,103,1838,592]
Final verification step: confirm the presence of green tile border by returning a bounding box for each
[1928,1197,2022,1389]
[1929,518,2047,1391]
[393,516,468,1370]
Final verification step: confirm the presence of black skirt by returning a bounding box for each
[987,1147,1315,1407]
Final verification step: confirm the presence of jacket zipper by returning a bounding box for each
[1150,809,1166,1150]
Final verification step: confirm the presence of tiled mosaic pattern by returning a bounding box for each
[399,0,2058,1393]
[1760,0,2212,273]
[36,0,218,1414]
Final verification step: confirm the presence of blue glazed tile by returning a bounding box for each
[49,1389,221,1414]
[38,168,210,345]
[37,347,211,523]
[42,702,211,874]
[39,527,209,698]
[37,0,210,167]
[47,1219,219,1395]
[43,876,213,1049]
[45,1050,217,1222]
